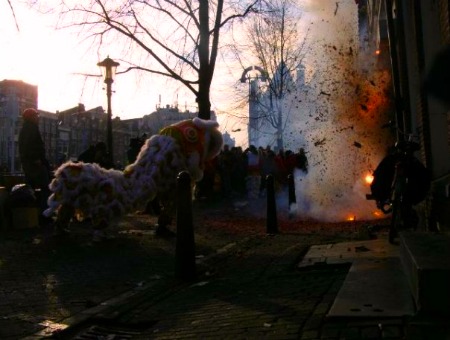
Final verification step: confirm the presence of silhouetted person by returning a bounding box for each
[218,144,233,198]
[18,108,52,226]
[94,142,113,169]
[78,144,97,163]
[295,148,308,174]
[246,145,260,199]
[127,137,144,164]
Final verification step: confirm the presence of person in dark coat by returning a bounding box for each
[127,137,144,165]
[295,148,308,174]
[78,144,97,163]
[93,142,113,169]
[18,108,52,225]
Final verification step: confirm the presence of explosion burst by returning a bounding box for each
[283,0,394,222]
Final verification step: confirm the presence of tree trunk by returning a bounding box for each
[197,81,211,120]
[277,107,283,151]
[198,0,211,120]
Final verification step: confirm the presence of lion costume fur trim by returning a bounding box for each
[44,118,223,227]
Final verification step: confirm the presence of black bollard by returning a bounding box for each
[288,174,296,205]
[266,174,278,234]
[175,171,196,282]
[288,174,296,219]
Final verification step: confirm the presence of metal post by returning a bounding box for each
[288,174,296,205]
[288,174,296,219]
[10,120,15,173]
[98,56,119,165]
[385,0,404,140]
[175,171,196,281]
[266,174,278,234]
[105,79,114,165]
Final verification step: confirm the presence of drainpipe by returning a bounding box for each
[385,0,404,141]
[394,0,412,135]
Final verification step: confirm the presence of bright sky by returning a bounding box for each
[3,1,383,221]
[0,1,205,120]
[0,0,270,149]
[0,0,320,146]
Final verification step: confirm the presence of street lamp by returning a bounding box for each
[97,56,120,165]
[240,66,268,147]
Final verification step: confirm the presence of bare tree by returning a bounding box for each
[241,0,309,149]
[35,0,262,120]
[6,0,20,31]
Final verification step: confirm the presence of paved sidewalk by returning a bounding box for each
[0,199,368,339]
[40,234,354,339]
[2,200,449,339]
[0,212,213,339]
[38,231,450,340]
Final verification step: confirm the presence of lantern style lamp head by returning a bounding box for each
[97,56,120,84]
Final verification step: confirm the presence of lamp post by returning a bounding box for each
[97,56,119,165]
[240,66,268,147]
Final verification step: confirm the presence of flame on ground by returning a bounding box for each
[373,210,384,218]
[346,215,356,221]
[345,210,384,221]
[364,173,374,185]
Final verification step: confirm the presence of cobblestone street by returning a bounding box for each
[0,199,367,339]
[0,213,176,338]
[2,200,448,339]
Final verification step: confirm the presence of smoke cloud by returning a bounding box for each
[284,0,394,222]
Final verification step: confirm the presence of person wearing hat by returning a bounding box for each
[18,108,53,226]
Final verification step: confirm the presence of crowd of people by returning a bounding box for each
[123,135,310,202]
[78,141,114,169]
[195,144,308,202]
[12,107,308,230]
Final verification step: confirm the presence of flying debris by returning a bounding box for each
[314,138,327,147]
[268,1,392,223]
[330,125,354,133]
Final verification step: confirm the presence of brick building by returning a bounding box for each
[0,82,220,172]
[0,80,38,173]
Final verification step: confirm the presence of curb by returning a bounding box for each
[28,238,251,338]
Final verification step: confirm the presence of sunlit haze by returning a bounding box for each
[2,1,392,222]
[1,1,317,133]
[0,2,199,119]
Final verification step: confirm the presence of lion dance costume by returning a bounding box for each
[44,118,223,236]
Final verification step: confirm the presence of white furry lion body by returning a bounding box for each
[44,118,223,228]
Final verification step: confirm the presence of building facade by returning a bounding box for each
[363,0,450,230]
[0,80,38,173]
[138,104,216,136]
[0,82,220,173]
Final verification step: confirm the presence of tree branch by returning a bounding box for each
[218,0,260,29]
